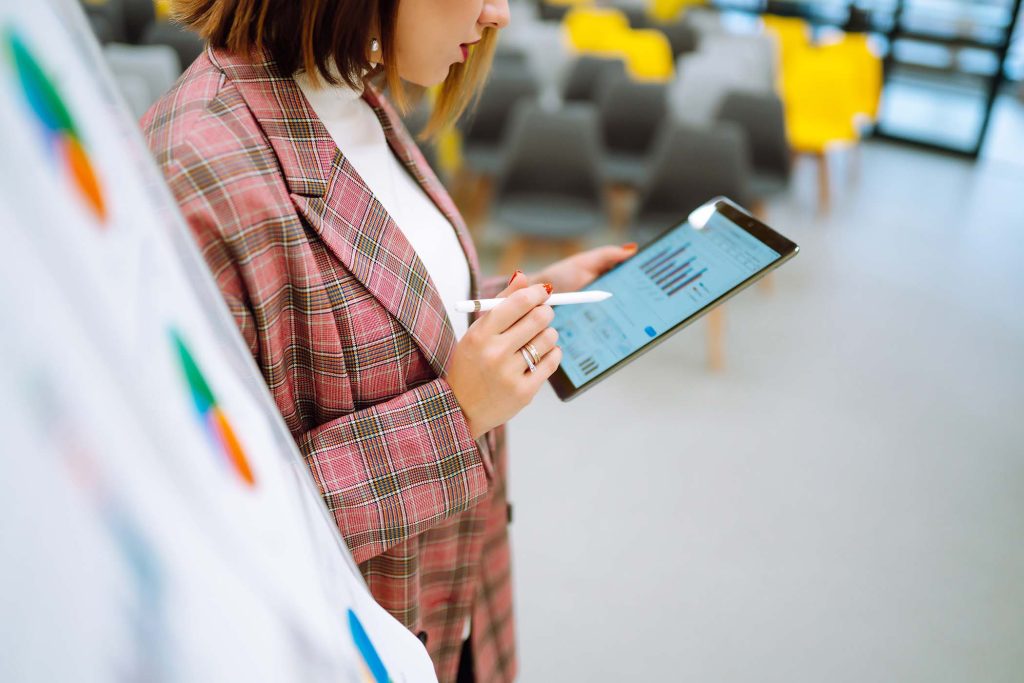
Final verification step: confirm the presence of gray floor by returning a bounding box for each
[479,135,1024,680]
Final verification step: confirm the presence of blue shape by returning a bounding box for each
[644,326,656,338]
[348,609,389,683]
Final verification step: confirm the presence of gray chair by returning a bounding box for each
[631,122,752,370]
[492,103,607,272]
[670,51,764,126]
[124,0,156,43]
[715,91,791,202]
[83,0,127,43]
[698,33,779,94]
[631,122,751,239]
[493,44,530,71]
[597,76,669,186]
[660,21,700,59]
[562,55,628,103]
[104,44,181,116]
[459,66,540,176]
[142,20,205,70]
[621,6,655,29]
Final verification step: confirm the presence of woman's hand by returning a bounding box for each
[525,243,638,293]
[447,273,563,440]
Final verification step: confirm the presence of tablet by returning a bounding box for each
[548,197,799,401]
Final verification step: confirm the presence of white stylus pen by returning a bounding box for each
[453,290,613,313]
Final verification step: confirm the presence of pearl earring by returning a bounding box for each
[370,38,380,54]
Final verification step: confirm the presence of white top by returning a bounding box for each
[295,74,472,340]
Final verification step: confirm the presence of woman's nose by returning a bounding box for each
[480,0,511,30]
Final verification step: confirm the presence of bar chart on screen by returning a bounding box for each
[639,242,710,299]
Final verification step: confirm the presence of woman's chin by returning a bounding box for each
[400,64,458,88]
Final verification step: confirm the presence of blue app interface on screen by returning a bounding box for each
[553,211,781,388]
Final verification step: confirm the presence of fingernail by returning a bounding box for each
[507,270,522,286]
[622,242,638,252]
[543,283,553,295]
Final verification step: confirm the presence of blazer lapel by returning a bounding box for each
[360,86,483,303]
[215,49,475,379]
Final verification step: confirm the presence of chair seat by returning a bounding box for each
[602,154,650,186]
[493,194,605,237]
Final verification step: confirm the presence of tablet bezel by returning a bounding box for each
[547,197,799,402]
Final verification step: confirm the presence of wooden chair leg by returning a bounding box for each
[465,174,493,235]
[606,184,634,238]
[817,151,831,213]
[706,306,725,371]
[498,236,529,277]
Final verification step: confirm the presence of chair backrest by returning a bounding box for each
[460,67,540,148]
[669,53,742,125]
[598,76,669,156]
[141,20,205,71]
[104,43,181,113]
[113,72,153,118]
[659,20,699,58]
[495,103,604,204]
[680,6,727,36]
[83,0,127,43]
[619,28,675,81]
[124,0,156,44]
[564,7,630,51]
[698,33,778,94]
[650,0,706,23]
[715,91,791,180]
[563,55,628,102]
[634,122,750,231]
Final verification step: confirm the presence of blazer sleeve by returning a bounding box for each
[159,151,489,565]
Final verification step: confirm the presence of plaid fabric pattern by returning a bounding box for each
[143,49,516,683]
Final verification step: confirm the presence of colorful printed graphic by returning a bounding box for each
[172,330,256,487]
[4,28,108,223]
[348,609,391,683]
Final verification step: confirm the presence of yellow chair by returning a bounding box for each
[617,29,675,81]
[564,7,631,52]
[762,14,810,74]
[649,0,706,23]
[780,45,861,208]
[827,33,883,125]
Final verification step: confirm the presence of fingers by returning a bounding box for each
[518,326,559,373]
[479,282,552,335]
[494,270,530,299]
[502,303,555,352]
[525,343,563,387]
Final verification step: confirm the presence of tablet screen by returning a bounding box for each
[552,207,783,389]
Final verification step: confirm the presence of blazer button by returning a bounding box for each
[417,631,428,646]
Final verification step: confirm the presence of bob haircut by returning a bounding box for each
[171,0,497,138]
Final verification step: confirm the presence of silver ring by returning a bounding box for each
[520,347,537,373]
[524,342,541,366]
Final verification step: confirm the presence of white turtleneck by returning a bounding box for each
[295,74,471,340]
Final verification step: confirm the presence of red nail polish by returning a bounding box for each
[507,270,522,286]
[543,283,553,294]
[622,242,638,252]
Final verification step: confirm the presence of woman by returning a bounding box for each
[144,1,636,680]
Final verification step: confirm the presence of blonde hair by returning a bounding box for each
[172,0,496,138]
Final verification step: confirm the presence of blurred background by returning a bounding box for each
[82,0,1023,680]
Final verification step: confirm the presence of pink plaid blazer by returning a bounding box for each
[143,48,516,683]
